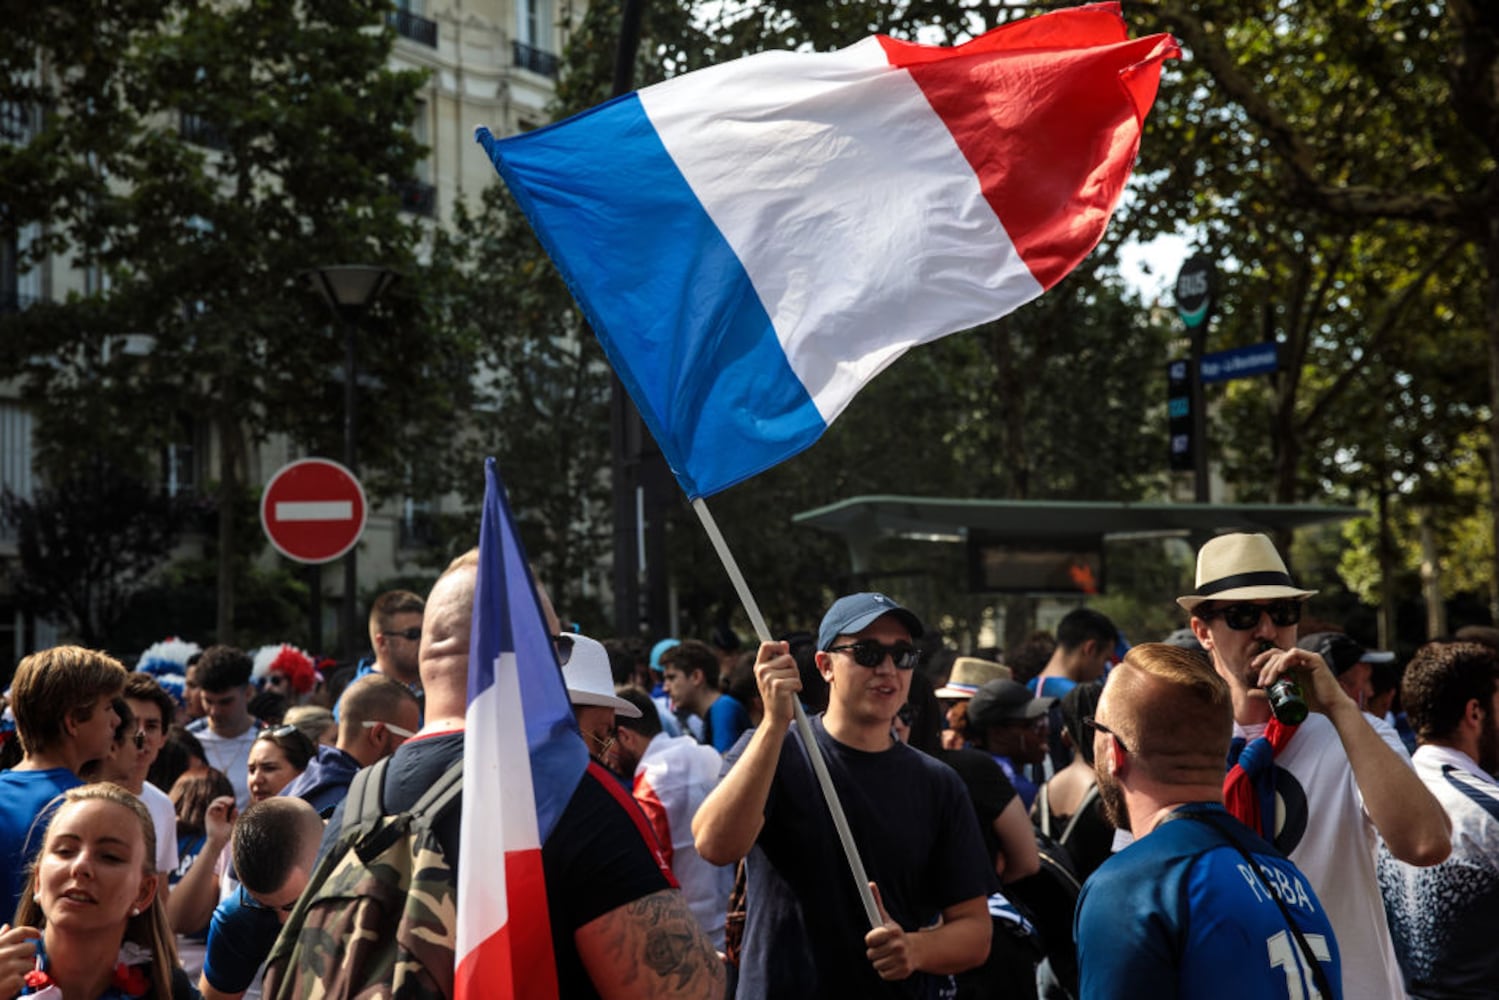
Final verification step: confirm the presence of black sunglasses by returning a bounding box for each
[1201,600,1302,631]
[826,640,920,671]
[1083,715,1131,754]
[382,627,423,642]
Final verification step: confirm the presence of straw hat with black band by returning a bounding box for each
[1177,533,1316,614]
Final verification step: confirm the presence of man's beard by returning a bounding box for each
[1096,764,1130,833]
[614,745,640,777]
[1479,716,1499,775]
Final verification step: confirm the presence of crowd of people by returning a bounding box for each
[3,530,1499,998]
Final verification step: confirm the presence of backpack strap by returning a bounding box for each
[342,756,392,840]
[1059,782,1101,845]
[1179,809,1334,1000]
[407,757,464,827]
[1035,781,1053,837]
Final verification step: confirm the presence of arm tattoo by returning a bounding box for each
[591,889,725,998]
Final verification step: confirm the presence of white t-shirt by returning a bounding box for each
[1235,712,1408,999]
[1378,744,1499,995]
[632,734,735,949]
[138,780,180,877]
[196,726,258,809]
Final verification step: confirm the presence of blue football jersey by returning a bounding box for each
[1076,802,1341,999]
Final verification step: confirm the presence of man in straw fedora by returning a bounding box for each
[934,656,1010,750]
[1182,532,1449,999]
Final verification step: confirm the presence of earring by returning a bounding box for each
[130,906,140,916]
[32,893,40,902]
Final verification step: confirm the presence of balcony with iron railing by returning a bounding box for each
[389,8,437,47]
[513,40,560,79]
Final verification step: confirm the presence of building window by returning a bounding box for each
[399,497,438,550]
[389,0,438,47]
[1,225,41,313]
[160,413,200,498]
[0,402,35,544]
[515,0,558,76]
[412,99,430,183]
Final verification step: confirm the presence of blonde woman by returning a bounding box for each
[0,783,195,999]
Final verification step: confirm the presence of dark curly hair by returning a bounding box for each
[1402,641,1499,743]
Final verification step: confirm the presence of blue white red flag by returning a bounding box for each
[476,2,1178,499]
[455,458,589,998]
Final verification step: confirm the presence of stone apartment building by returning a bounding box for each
[0,0,581,668]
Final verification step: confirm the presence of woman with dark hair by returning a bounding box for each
[246,726,314,804]
[0,782,196,998]
[147,727,208,796]
[167,770,236,979]
[1034,680,1113,881]
[169,770,236,890]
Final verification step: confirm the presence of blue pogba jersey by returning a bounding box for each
[1076,802,1342,1000]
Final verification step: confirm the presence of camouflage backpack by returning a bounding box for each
[262,756,464,1000]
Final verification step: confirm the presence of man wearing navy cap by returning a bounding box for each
[694,592,993,999]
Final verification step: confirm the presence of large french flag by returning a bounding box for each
[456,458,589,998]
[477,2,1178,499]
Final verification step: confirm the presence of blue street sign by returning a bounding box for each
[1200,342,1278,384]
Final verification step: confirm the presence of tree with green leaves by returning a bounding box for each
[3,0,479,647]
[0,460,189,648]
[1129,0,1499,629]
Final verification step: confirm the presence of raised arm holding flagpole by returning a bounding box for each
[476,1,1178,987]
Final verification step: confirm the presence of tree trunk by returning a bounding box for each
[215,414,245,644]
[1488,225,1499,624]
[1419,511,1447,640]
[1002,594,1034,657]
[1376,483,1396,650]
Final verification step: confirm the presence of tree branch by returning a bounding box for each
[1152,0,1475,229]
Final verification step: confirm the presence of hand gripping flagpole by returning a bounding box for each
[692,497,883,929]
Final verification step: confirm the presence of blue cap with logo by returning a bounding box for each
[817,592,925,651]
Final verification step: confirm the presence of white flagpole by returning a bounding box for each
[691,497,882,929]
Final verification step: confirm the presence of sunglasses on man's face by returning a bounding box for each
[382,627,423,642]
[1202,600,1303,631]
[826,640,920,671]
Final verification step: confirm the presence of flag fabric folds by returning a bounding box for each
[455,458,589,999]
[476,2,1178,499]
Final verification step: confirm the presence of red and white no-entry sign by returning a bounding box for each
[260,458,368,564]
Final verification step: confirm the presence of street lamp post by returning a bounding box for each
[307,265,397,661]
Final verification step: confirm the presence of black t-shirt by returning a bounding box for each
[730,716,997,1000]
[321,730,673,1000]
[937,747,1019,864]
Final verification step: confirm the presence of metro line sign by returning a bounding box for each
[260,458,367,564]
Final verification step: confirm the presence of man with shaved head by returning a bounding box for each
[200,796,327,999]
[1075,643,1344,999]
[317,549,724,999]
